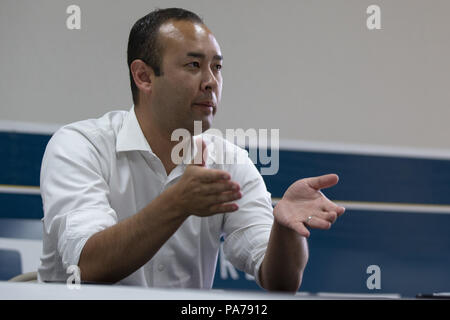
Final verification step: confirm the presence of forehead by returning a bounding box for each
[158,20,221,58]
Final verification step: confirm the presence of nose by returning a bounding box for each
[201,67,219,93]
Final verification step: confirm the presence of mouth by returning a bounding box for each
[193,102,216,114]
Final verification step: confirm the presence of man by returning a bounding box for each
[38,8,345,292]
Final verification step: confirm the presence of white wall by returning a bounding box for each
[1,0,449,150]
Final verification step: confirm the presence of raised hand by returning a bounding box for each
[169,138,242,217]
[273,174,345,238]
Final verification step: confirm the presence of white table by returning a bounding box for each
[0,281,402,300]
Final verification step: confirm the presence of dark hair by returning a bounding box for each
[127,8,204,105]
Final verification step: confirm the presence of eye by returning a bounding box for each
[187,61,201,68]
[215,64,222,71]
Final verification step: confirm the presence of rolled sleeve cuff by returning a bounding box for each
[60,236,91,269]
[252,247,266,288]
[57,208,117,269]
[223,224,272,289]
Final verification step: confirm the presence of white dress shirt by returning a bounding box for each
[38,107,274,288]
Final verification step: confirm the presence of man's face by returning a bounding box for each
[150,20,223,135]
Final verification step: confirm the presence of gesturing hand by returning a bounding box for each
[273,174,345,238]
[169,138,242,218]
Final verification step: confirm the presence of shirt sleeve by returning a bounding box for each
[221,149,274,288]
[40,125,118,270]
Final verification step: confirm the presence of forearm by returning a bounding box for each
[78,188,187,283]
[259,220,308,292]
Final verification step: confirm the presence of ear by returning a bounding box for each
[130,59,154,96]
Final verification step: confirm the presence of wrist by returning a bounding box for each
[161,184,189,221]
[272,198,286,220]
[273,218,299,238]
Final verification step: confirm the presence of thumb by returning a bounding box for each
[304,174,339,191]
[191,137,208,166]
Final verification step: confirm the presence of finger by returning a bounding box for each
[191,137,208,166]
[200,180,240,195]
[320,200,341,214]
[210,190,242,205]
[305,174,339,191]
[306,216,332,230]
[291,221,310,238]
[308,209,336,224]
[324,211,337,224]
[209,203,239,214]
[318,196,346,218]
[196,168,231,183]
[337,206,346,216]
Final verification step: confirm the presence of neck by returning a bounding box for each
[134,104,190,175]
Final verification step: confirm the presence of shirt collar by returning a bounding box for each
[182,135,215,165]
[116,106,153,153]
[168,135,218,166]
[116,106,217,164]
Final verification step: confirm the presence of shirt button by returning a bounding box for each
[157,264,165,271]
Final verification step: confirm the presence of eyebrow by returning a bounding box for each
[186,52,223,61]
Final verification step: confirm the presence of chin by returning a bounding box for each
[201,119,212,131]
[188,118,212,136]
